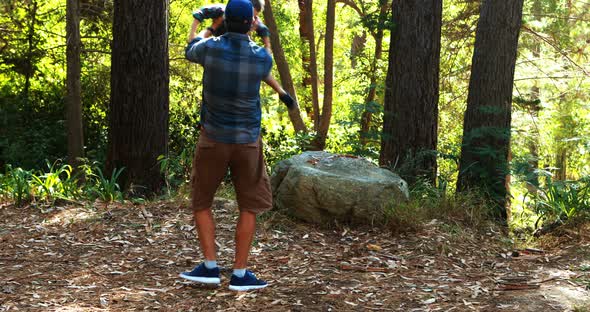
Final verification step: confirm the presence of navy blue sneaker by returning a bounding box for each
[228,270,268,291]
[179,263,221,284]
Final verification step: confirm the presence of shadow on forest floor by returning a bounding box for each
[0,199,589,311]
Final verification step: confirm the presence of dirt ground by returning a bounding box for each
[1,198,589,311]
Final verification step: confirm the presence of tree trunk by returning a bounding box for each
[298,0,320,130]
[456,0,524,221]
[526,84,540,191]
[107,0,169,194]
[379,0,442,184]
[555,148,567,180]
[66,0,85,170]
[263,0,307,133]
[313,0,336,150]
[359,2,388,145]
[23,1,38,100]
[526,0,542,192]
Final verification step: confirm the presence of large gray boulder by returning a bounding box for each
[271,151,409,224]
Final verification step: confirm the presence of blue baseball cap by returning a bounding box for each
[225,0,254,21]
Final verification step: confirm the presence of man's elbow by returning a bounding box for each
[185,40,202,62]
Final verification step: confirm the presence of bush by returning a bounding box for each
[263,126,315,170]
[1,165,33,206]
[30,160,78,204]
[0,161,126,206]
[81,163,124,202]
[529,174,590,228]
[382,179,490,233]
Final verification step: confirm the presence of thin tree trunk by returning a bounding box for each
[526,0,542,192]
[263,0,307,133]
[23,1,38,100]
[554,97,569,181]
[359,2,388,145]
[66,0,85,170]
[314,0,336,150]
[555,148,567,180]
[526,84,540,191]
[379,0,442,184]
[298,0,320,131]
[456,0,525,221]
[107,0,169,194]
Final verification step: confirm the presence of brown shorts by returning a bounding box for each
[190,132,272,214]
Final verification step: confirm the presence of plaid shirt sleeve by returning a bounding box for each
[255,21,271,38]
[192,5,225,22]
[185,37,208,65]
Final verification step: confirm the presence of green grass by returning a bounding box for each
[1,161,128,207]
[381,185,491,234]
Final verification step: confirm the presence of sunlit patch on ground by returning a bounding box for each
[42,206,100,226]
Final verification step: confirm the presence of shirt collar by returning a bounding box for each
[223,32,250,41]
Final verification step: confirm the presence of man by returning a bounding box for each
[188,0,270,52]
[180,0,291,291]
[187,0,294,104]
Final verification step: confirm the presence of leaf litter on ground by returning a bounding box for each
[0,199,589,311]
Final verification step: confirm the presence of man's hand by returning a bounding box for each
[211,16,224,30]
[279,92,297,110]
[252,16,260,31]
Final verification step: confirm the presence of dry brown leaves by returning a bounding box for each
[0,200,589,311]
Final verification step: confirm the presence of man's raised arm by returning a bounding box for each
[185,27,215,64]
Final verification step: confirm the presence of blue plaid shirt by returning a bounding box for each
[185,32,273,144]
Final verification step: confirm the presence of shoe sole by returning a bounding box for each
[228,284,268,291]
[179,273,220,284]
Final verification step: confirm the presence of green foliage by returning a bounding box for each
[1,165,33,206]
[85,166,125,202]
[1,160,82,206]
[30,160,78,204]
[158,149,194,196]
[382,178,490,233]
[263,126,315,170]
[0,0,588,237]
[529,175,590,226]
[0,160,127,206]
[459,126,512,212]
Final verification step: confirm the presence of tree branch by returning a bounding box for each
[336,0,364,17]
[522,25,590,76]
[82,49,110,54]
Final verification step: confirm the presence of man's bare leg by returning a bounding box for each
[234,210,256,269]
[193,209,216,261]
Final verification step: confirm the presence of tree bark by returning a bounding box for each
[313,0,336,150]
[66,0,85,170]
[107,0,169,194]
[298,0,320,130]
[359,2,388,145]
[379,0,442,184]
[456,0,525,221]
[23,1,38,100]
[555,148,567,180]
[263,0,307,133]
[526,0,542,191]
